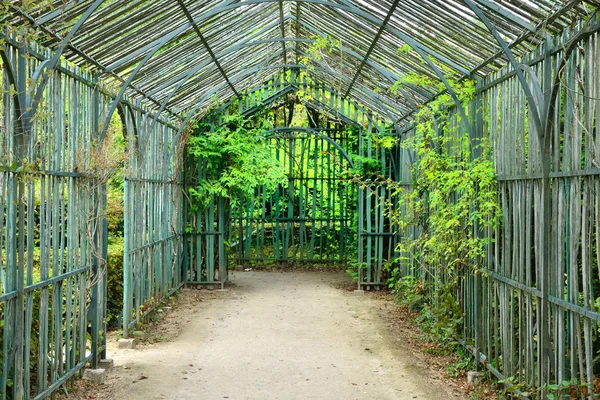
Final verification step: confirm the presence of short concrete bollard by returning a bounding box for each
[467,371,484,384]
[98,359,114,371]
[234,265,244,271]
[83,368,107,383]
[163,306,173,314]
[118,338,137,349]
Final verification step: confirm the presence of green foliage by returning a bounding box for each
[497,376,593,399]
[445,348,475,378]
[1,1,53,44]
[106,237,124,328]
[300,34,340,66]
[297,35,344,95]
[392,275,426,310]
[385,76,500,327]
[106,189,124,236]
[398,44,413,54]
[392,275,463,341]
[187,114,287,210]
[346,71,501,344]
[542,379,591,399]
[399,136,499,275]
[345,267,359,281]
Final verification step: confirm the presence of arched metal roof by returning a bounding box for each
[3,0,598,126]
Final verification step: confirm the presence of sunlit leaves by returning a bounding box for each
[187,113,286,210]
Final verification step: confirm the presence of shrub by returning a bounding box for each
[106,237,124,328]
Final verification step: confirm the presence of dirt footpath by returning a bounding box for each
[95,271,463,400]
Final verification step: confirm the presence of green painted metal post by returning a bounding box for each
[123,179,131,338]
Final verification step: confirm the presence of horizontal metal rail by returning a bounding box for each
[485,269,600,323]
[0,265,91,302]
[498,168,600,182]
[128,234,182,255]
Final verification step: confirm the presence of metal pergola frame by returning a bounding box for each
[3,2,600,399]
[4,0,596,129]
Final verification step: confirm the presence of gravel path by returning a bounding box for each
[102,271,461,400]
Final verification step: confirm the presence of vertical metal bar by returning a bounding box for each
[90,75,101,369]
[123,180,131,337]
[182,159,189,284]
[275,141,281,262]
[218,196,226,286]
[10,41,27,400]
[357,127,364,289]
[310,134,318,260]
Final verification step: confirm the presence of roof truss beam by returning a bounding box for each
[210,80,379,127]
[174,0,240,98]
[5,5,182,120]
[463,0,542,133]
[102,0,471,77]
[28,0,106,120]
[35,0,89,26]
[278,0,288,74]
[174,60,405,138]
[145,19,281,97]
[344,0,400,98]
[472,0,536,32]
[148,34,424,115]
[291,16,427,104]
[294,2,301,64]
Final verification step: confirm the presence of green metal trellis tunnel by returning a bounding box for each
[2,1,600,398]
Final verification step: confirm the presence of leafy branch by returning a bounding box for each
[186,113,287,210]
